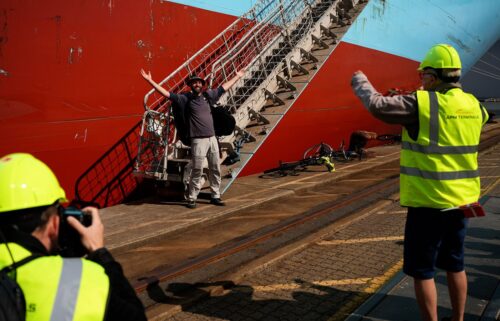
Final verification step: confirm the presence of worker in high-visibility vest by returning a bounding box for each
[0,153,147,321]
[351,44,488,321]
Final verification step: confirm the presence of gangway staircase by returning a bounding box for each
[134,0,368,195]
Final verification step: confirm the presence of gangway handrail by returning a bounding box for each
[208,2,287,83]
[142,0,289,111]
[209,0,312,84]
[135,0,340,186]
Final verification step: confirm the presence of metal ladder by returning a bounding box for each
[134,0,368,193]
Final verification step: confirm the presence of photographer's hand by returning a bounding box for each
[67,207,105,253]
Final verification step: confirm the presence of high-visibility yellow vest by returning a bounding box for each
[0,242,110,321]
[400,88,488,208]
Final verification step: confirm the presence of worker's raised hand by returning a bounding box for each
[141,69,153,81]
[351,70,366,86]
[67,206,105,253]
[222,68,248,91]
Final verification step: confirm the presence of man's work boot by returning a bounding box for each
[210,198,225,206]
[186,200,196,209]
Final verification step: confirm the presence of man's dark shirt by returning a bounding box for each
[1,227,146,321]
[169,86,225,138]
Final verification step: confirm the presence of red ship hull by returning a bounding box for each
[2,0,497,207]
[0,2,236,203]
[241,42,417,175]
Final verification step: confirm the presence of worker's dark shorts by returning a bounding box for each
[403,207,468,280]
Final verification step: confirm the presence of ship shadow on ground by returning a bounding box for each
[144,241,499,321]
[145,279,430,321]
[147,279,364,320]
[334,274,479,321]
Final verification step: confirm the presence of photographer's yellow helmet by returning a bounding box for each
[418,44,462,70]
[0,153,66,213]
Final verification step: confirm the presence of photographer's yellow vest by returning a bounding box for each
[400,89,487,208]
[0,243,110,321]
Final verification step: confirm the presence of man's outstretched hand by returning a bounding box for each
[236,68,247,78]
[141,69,153,82]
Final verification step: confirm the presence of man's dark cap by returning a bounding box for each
[186,75,206,86]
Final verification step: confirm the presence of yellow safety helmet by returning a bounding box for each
[418,44,462,70]
[0,153,66,213]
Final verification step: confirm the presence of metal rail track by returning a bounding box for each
[130,128,499,316]
[133,173,400,293]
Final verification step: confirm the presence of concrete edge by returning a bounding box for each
[343,271,407,321]
[479,276,500,321]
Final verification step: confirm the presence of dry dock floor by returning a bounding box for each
[101,121,500,321]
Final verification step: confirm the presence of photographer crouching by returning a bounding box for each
[0,153,146,321]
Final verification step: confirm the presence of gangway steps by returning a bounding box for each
[218,0,368,191]
[135,0,369,196]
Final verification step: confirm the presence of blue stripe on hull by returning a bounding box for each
[343,0,500,73]
[167,0,255,16]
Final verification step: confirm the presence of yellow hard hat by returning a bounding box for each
[418,44,462,70]
[0,153,67,213]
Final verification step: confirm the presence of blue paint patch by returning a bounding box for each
[343,0,500,73]
[166,0,255,16]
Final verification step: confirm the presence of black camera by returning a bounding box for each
[58,206,92,257]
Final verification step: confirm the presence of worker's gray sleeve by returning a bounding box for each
[351,72,419,126]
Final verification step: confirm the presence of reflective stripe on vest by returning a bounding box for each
[50,259,82,321]
[0,243,110,321]
[401,142,478,154]
[400,166,479,180]
[400,89,483,208]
